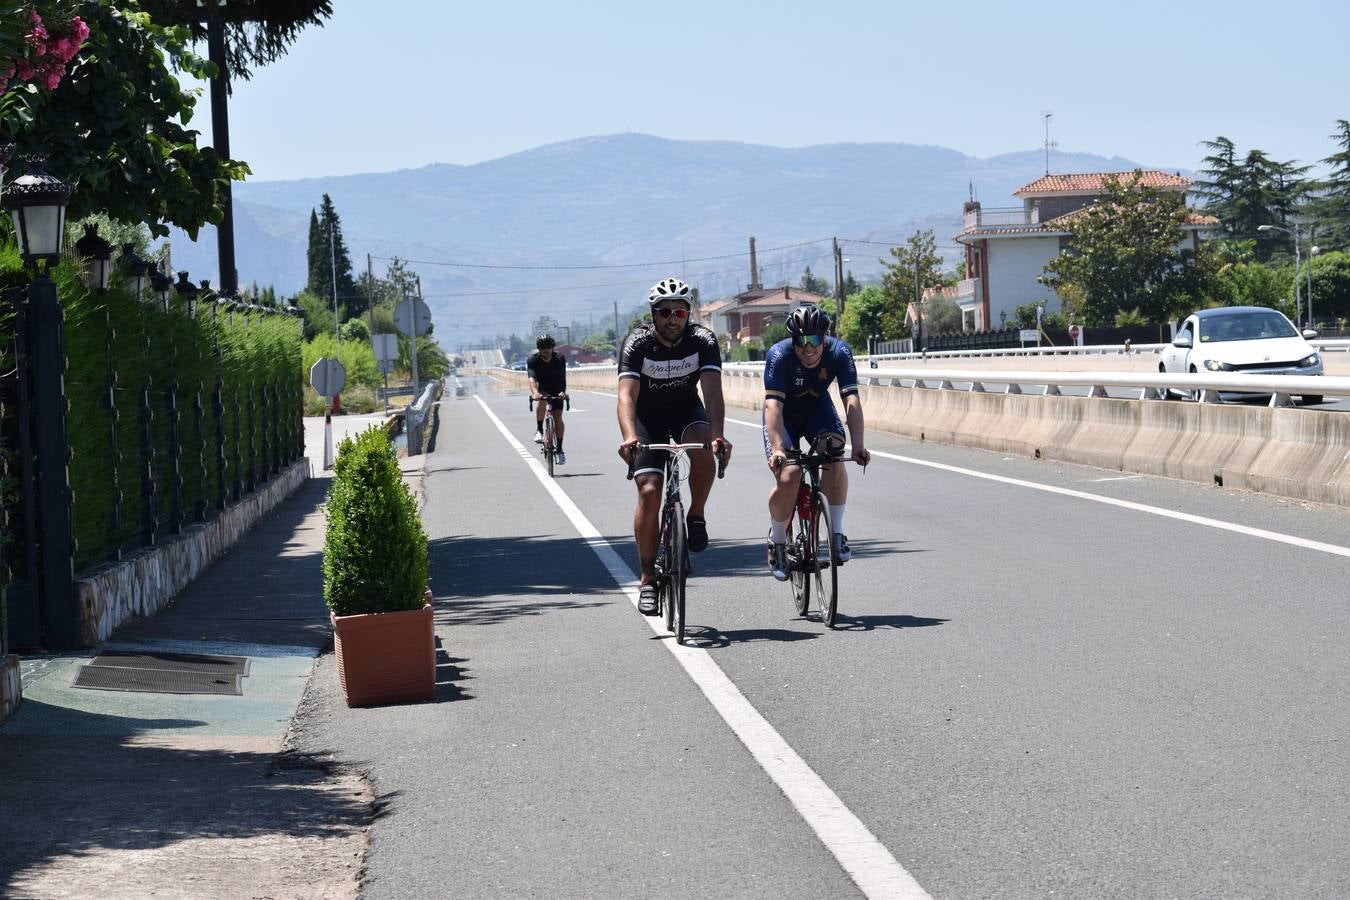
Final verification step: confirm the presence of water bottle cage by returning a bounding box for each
[795,483,813,523]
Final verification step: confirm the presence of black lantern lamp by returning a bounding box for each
[2,160,72,269]
[175,271,200,316]
[117,243,151,299]
[75,224,114,291]
[148,265,172,307]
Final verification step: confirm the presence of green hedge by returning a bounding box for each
[0,253,305,575]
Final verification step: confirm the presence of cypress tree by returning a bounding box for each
[305,208,326,296]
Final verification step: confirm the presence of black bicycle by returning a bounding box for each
[777,448,858,628]
[627,442,727,643]
[528,393,568,477]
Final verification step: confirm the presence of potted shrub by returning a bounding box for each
[324,426,434,707]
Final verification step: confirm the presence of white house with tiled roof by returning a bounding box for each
[949,170,1220,331]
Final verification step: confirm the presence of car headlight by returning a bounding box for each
[1203,359,1235,372]
[1297,353,1320,368]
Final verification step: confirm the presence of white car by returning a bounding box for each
[1160,306,1324,404]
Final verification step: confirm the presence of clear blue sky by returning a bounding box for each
[201,0,1347,181]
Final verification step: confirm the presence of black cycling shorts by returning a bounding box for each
[633,401,709,477]
[536,396,565,412]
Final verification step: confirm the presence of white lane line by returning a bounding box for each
[474,396,928,900]
[722,415,1350,560]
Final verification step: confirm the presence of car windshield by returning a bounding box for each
[1198,311,1298,343]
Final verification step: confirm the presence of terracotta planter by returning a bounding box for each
[332,603,435,707]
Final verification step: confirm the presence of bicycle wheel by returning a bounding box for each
[543,414,555,478]
[788,515,810,616]
[670,500,687,644]
[659,507,675,633]
[812,495,839,627]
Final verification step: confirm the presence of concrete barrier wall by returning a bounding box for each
[476,368,1350,507]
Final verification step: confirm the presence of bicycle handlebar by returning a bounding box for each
[772,447,866,472]
[625,441,730,481]
[528,393,570,411]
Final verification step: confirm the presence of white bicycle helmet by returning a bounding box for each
[648,277,692,307]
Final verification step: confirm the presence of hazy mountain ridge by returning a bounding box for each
[162,134,1177,342]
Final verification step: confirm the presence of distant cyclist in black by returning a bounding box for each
[527,334,568,465]
[617,277,732,615]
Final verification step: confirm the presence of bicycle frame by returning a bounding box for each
[626,441,727,643]
[528,393,568,476]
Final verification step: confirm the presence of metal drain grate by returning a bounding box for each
[72,665,242,695]
[87,651,250,678]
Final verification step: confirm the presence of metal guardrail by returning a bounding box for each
[866,339,1350,362]
[720,362,1349,407]
[404,380,443,455]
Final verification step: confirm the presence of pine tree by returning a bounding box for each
[1313,120,1350,249]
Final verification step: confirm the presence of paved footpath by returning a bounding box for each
[0,413,394,899]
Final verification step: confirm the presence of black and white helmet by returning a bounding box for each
[785,304,830,338]
[648,277,692,307]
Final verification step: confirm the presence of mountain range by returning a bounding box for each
[159,133,1176,345]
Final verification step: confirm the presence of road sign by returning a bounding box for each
[376,358,396,375]
[372,333,399,364]
[1019,329,1039,343]
[309,357,346,397]
[1069,324,1081,341]
[395,299,432,337]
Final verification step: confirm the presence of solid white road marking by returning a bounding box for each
[722,415,1350,560]
[475,396,929,899]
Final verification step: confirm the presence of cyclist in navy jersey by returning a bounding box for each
[618,277,733,615]
[762,304,870,581]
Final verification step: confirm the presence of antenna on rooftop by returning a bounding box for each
[1042,110,1058,175]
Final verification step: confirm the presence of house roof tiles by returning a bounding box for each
[1014,170,1191,197]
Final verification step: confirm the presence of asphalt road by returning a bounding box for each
[292,375,1350,898]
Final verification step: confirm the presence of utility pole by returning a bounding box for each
[412,275,423,398]
[366,253,376,337]
[833,237,845,336]
[329,224,339,344]
[914,235,924,353]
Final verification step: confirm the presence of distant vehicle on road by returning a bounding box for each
[1160,307,1324,404]
[510,361,528,371]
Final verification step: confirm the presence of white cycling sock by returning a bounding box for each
[769,517,789,544]
[830,504,846,535]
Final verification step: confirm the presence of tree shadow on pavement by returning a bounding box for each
[0,704,371,895]
[429,533,616,606]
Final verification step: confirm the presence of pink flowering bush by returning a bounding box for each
[0,8,88,95]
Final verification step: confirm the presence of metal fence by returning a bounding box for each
[0,278,305,651]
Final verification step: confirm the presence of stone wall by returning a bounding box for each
[75,459,312,647]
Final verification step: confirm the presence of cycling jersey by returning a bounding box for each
[527,350,567,396]
[618,323,721,414]
[762,336,859,408]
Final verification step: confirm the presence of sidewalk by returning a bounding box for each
[0,412,403,899]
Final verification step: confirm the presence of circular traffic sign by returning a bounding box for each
[1069,324,1080,340]
[395,298,433,337]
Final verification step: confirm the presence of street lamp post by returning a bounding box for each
[2,159,78,650]
[1258,224,1303,327]
[1308,245,1320,329]
[75,224,113,292]
[118,244,151,301]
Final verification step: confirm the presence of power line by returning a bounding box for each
[369,238,832,271]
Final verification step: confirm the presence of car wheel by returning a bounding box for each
[1157,364,1173,399]
[1301,395,1323,405]
[1188,366,1200,402]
